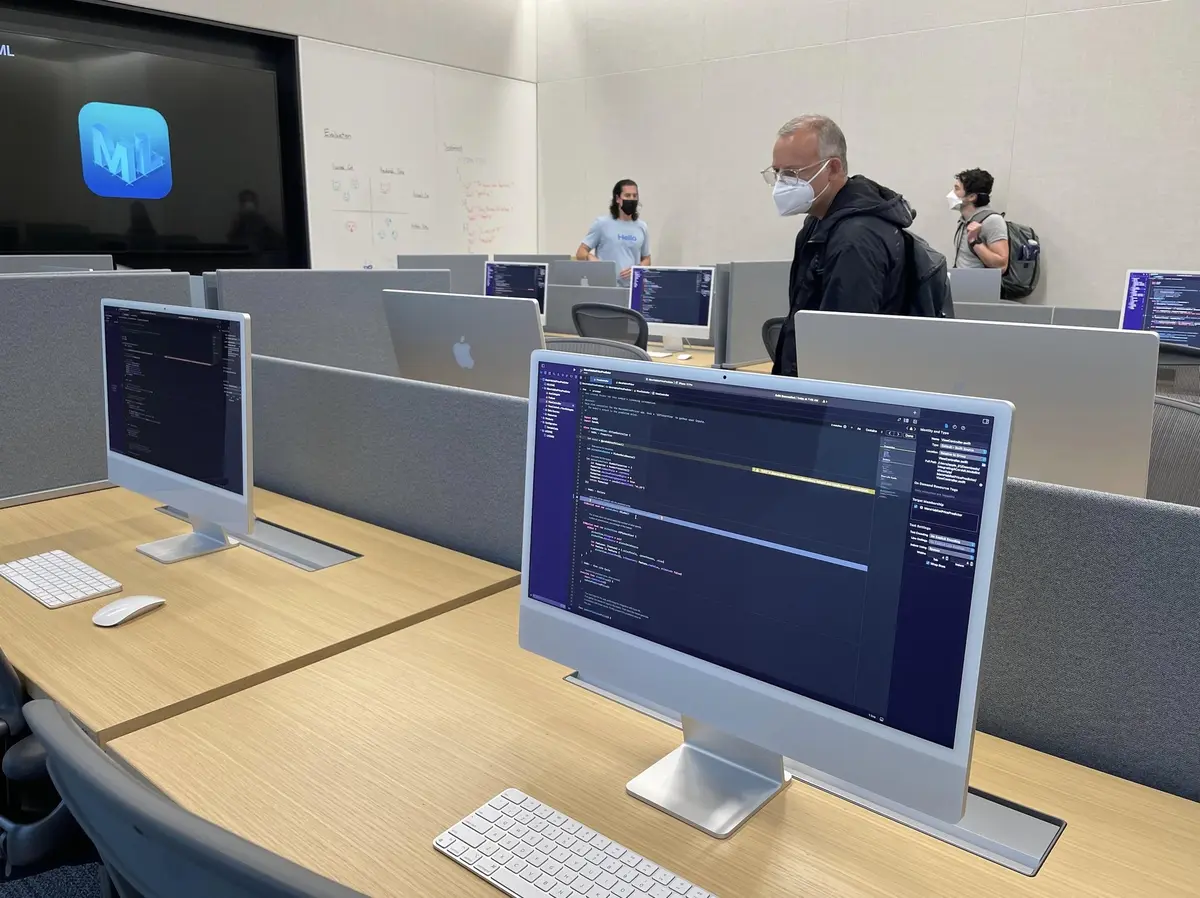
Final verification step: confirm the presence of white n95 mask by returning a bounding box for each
[947,190,964,211]
[773,160,831,217]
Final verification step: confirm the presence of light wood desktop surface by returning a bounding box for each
[110,589,1199,898]
[0,488,517,742]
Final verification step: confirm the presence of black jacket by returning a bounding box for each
[773,176,914,375]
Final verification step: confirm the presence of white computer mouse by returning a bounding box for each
[92,595,165,628]
[676,353,692,361]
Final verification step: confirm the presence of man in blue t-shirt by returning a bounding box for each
[576,178,651,286]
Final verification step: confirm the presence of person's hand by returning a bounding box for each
[619,267,633,280]
[966,221,982,244]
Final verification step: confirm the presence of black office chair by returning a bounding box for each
[24,700,367,898]
[571,303,649,350]
[1148,395,1200,509]
[762,317,787,365]
[546,336,651,361]
[0,651,76,874]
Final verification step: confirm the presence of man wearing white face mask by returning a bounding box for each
[764,115,914,376]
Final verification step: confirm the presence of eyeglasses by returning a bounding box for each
[761,160,828,186]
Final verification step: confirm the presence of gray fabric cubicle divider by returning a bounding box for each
[213,269,451,377]
[544,284,630,335]
[1050,307,1120,329]
[721,261,789,368]
[0,254,114,273]
[0,271,191,502]
[956,302,1054,324]
[494,254,572,265]
[981,478,1199,800]
[251,355,527,568]
[396,254,487,294]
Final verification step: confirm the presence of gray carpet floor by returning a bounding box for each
[0,864,103,897]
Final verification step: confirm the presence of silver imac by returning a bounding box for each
[1120,269,1200,356]
[484,261,549,321]
[549,259,619,288]
[791,310,1160,497]
[101,299,253,563]
[520,351,1014,840]
[629,265,715,353]
[382,290,545,398]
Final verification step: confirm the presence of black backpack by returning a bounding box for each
[901,230,954,319]
[959,210,1042,300]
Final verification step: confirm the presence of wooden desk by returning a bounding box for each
[0,488,517,742]
[110,590,1199,898]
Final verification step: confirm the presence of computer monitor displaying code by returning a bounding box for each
[526,361,999,749]
[630,266,714,338]
[1121,270,1200,352]
[103,304,245,494]
[485,261,548,313]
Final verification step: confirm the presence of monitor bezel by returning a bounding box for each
[518,350,1015,823]
[100,298,253,532]
[629,265,716,341]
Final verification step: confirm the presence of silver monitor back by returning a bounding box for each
[0,254,114,273]
[549,260,620,288]
[793,311,1159,496]
[495,253,572,265]
[1051,307,1120,329]
[955,302,1053,325]
[520,351,1015,829]
[382,290,545,398]
[396,254,487,294]
[544,284,630,335]
[948,268,1002,304]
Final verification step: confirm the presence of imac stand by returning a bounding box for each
[661,334,685,353]
[627,716,790,839]
[137,515,234,564]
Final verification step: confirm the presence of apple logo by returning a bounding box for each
[581,276,590,287]
[453,337,475,370]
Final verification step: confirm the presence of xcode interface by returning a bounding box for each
[529,364,995,746]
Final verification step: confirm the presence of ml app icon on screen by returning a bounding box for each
[78,102,173,200]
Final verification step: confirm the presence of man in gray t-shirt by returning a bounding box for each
[577,179,651,286]
[949,169,1010,272]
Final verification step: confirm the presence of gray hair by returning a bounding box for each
[778,115,848,168]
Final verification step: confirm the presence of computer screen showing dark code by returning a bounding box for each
[630,268,712,326]
[1122,271,1200,350]
[487,263,548,312]
[103,306,244,494]
[527,363,996,748]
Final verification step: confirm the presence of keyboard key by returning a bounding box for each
[597,872,619,889]
[556,869,579,886]
[513,843,533,858]
[590,836,612,851]
[616,866,637,883]
[461,849,482,866]
[520,866,540,883]
[434,833,455,850]
[600,857,622,874]
[613,884,634,898]
[503,789,527,803]
[507,858,528,874]
[464,815,492,834]
[446,840,469,858]
[549,812,569,826]
[522,831,542,846]
[581,863,602,881]
[561,820,582,835]
[521,797,542,812]
[535,805,554,819]
[500,835,521,851]
[649,886,673,898]
[565,855,586,872]
[605,843,628,859]
[536,874,558,891]
[634,875,656,891]
[551,846,572,864]
[528,851,548,867]
[543,861,563,877]
[669,877,692,894]
[587,887,608,898]
[494,849,513,865]
[551,885,573,898]
[486,826,506,841]
[686,888,711,898]
[529,819,549,833]
[637,860,660,877]
[653,869,675,886]
[512,824,530,838]
[476,858,499,877]
[450,824,484,848]
[476,805,502,823]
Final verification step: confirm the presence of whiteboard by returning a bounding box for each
[298,39,538,270]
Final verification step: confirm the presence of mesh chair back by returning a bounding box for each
[546,336,651,361]
[762,317,787,364]
[1148,396,1200,508]
[572,304,648,350]
[24,701,366,898]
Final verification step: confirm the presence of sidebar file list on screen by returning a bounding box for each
[487,264,547,311]
[634,269,712,325]
[105,308,244,493]
[527,363,995,749]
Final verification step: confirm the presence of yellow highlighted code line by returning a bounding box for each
[751,467,876,495]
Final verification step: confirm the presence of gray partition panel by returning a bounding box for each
[544,284,630,335]
[1050,307,1120,329]
[0,272,191,500]
[982,478,1199,801]
[213,269,451,376]
[252,356,526,568]
[956,302,1054,324]
[0,254,114,273]
[494,254,571,265]
[396,254,487,294]
[723,261,789,368]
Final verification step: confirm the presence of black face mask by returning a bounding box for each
[620,199,638,216]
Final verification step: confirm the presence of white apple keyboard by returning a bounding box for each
[0,550,121,608]
[434,789,719,898]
